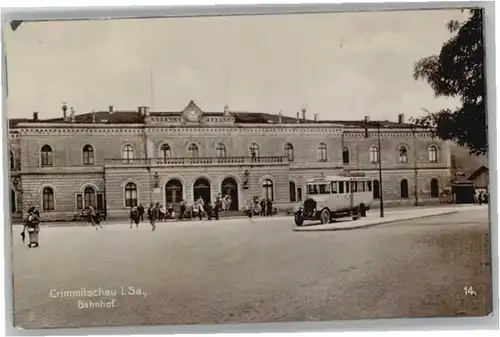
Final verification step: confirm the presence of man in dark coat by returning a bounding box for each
[147,204,157,231]
[266,199,273,217]
[130,206,140,229]
[260,198,266,216]
[138,204,145,222]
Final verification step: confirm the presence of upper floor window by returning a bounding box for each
[369,145,379,163]
[428,145,438,162]
[250,143,259,158]
[317,143,327,162]
[398,145,408,163]
[10,150,15,171]
[342,147,349,164]
[216,143,227,157]
[188,143,199,157]
[122,144,134,164]
[160,143,172,158]
[285,143,294,161]
[82,144,95,165]
[40,145,53,167]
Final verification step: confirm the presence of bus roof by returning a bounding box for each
[305,175,372,183]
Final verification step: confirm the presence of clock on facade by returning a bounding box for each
[185,108,200,122]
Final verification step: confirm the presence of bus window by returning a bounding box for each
[359,181,365,192]
[345,181,350,193]
[367,181,372,192]
[308,185,319,195]
[338,181,345,194]
[351,181,358,192]
[331,182,338,194]
[319,184,331,194]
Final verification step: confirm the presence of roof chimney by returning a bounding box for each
[398,113,405,124]
[296,111,300,123]
[364,116,370,123]
[314,113,318,122]
[108,105,114,114]
[92,111,96,123]
[224,105,230,116]
[137,106,143,114]
[61,103,68,120]
[33,112,39,122]
[301,108,306,122]
[278,111,283,124]
[70,107,76,122]
[144,106,150,116]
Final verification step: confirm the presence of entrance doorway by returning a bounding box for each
[221,177,239,211]
[165,179,183,204]
[193,178,211,204]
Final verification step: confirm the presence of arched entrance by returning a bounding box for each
[84,187,96,208]
[11,189,16,213]
[165,179,183,204]
[221,177,239,211]
[193,178,211,204]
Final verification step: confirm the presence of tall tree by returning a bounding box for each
[412,9,486,155]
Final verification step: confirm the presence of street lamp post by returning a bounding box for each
[376,122,385,218]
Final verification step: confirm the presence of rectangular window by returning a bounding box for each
[351,181,358,192]
[338,181,345,194]
[97,193,105,211]
[297,188,302,201]
[345,181,350,193]
[359,181,365,192]
[308,185,318,195]
[367,181,372,192]
[319,184,331,194]
[331,182,338,194]
[76,194,83,210]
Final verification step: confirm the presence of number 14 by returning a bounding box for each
[464,286,477,296]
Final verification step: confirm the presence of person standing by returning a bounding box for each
[130,206,140,229]
[266,198,273,217]
[260,198,266,216]
[138,204,145,222]
[22,207,41,248]
[180,199,186,220]
[148,204,157,231]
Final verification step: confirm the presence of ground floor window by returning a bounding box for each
[262,179,274,201]
[124,182,138,207]
[289,181,296,202]
[42,187,55,211]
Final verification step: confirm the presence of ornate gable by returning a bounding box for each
[181,100,204,123]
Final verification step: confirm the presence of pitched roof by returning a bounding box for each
[468,165,489,180]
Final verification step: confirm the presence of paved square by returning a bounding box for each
[12,207,492,329]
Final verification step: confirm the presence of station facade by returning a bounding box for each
[8,101,452,221]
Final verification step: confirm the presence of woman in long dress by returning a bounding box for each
[22,207,40,248]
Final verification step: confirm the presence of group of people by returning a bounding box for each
[21,206,41,248]
[129,203,165,231]
[244,197,274,217]
[474,189,489,205]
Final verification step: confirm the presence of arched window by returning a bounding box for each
[82,144,95,165]
[342,147,349,164]
[285,143,294,161]
[400,179,409,199]
[188,143,199,157]
[10,150,15,171]
[84,186,96,208]
[289,181,296,202]
[42,187,55,211]
[216,143,227,157]
[124,182,138,207]
[41,145,53,167]
[369,145,379,164]
[398,145,408,163]
[262,179,274,201]
[430,178,439,198]
[373,180,380,199]
[317,143,327,161]
[250,143,259,157]
[428,145,438,162]
[122,144,134,164]
[160,144,171,158]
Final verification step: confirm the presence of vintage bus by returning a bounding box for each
[294,175,374,226]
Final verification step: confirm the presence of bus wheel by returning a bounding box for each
[320,209,330,224]
[294,214,304,226]
[359,204,367,217]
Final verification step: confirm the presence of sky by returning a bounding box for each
[4,9,466,122]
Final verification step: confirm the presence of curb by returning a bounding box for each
[34,214,291,228]
[292,211,459,232]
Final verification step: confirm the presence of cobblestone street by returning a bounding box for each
[12,206,492,329]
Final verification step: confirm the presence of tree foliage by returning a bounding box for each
[412,9,486,155]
